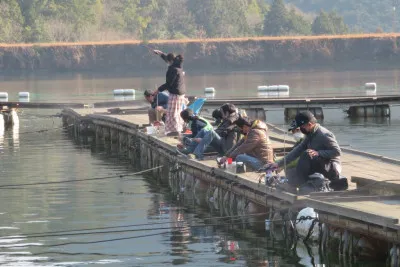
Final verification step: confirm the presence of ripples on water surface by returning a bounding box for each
[0,69,398,266]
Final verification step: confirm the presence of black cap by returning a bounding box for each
[294,111,316,128]
[180,108,193,121]
[212,108,223,120]
[144,89,154,97]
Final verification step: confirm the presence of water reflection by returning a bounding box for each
[0,114,4,150]
[11,110,19,150]
[257,91,289,98]
[113,95,136,101]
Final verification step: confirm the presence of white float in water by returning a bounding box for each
[205,93,215,99]
[113,89,136,96]
[296,207,319,241]
[204,87,216,94]
[18,92,30,98]
[365,82,377,91]
[365,83,377,96]
[257,85,290,92]
[0,92,8,102]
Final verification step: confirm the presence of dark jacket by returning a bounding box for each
[227,120,274,164]
[188,116,213,138]
[151,92,169,109]
[215,112,239,153]
[158,61,186,95]
[277,124,341,167]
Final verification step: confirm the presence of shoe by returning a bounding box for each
[176,148,190,156]
[187,154,196,160]
[166,131,180,137]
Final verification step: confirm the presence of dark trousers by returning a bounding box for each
[295,153,340,185]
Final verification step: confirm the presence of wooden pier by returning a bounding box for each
[60,106,400,263]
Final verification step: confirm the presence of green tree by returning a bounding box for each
[187,0,250,37]
[0,0,24,43]
[312,10,348,35]
[263,0,290,36]
[246,0,269,35]
[17,0,50,42]
[287,7,312,35]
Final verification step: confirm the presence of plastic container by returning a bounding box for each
[227,158,233,164]
[226,162,237,173]
[146,126,156,135]
[265,170,273,185]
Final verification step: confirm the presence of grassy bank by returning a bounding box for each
[0,34,399,72]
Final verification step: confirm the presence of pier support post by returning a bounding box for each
[103,127,111,141]
[347,104,390,118]
[284,107,324,120]
[110,128,118,143]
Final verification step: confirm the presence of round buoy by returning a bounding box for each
[296,207,319,241]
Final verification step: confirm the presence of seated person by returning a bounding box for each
[177,108,223,160]
[144,89,169,124]
[215,103,240,154]
[266,111,342,186]
[219,116,274,171]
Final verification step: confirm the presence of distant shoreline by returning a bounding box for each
[0,34,399,73]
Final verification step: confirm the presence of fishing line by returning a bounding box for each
[0,213,269,240]
[9,217,315,248]
[0,166,163,188]
[0,218,258,241]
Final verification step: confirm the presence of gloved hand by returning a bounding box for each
[258,162,279,173]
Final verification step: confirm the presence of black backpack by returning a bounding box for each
[299,173,332,194]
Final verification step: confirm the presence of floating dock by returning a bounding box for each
[59,106,400,264]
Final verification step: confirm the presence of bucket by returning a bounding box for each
[146,126,156,135]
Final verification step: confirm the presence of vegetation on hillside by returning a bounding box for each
[0,0,351,43]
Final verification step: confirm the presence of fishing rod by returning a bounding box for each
[0,166,163,188]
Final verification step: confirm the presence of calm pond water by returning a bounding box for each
[1,69,400,158]
[0,69,398,266]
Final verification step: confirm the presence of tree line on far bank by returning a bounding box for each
[0,0,361,44]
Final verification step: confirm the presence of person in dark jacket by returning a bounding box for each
[266,111,342,186]
[144,89,169,123]
[177,108,220,160]
[216,103,240,153]
[157,55,187,136]
[220,117,274,171]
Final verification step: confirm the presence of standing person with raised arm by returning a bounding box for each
[156,54,187,136]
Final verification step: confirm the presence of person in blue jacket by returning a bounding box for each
[144,89,169,123]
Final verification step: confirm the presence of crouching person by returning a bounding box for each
[220,117,274,171]
[177,108,223,160]
[144,89,169,123]
[265,111,342,188]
